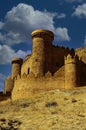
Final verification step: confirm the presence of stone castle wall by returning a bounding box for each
[21,45,71,77]
[65,54,80,89]
[75,47,86,86]
[21,55,31,76]
[4,76,14,94]
[12,69,65,100]
[52,46,70,74]
[3,29,86,101]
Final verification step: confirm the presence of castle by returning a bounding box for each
[1,29,86,101]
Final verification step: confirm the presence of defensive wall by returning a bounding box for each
[12,54,81,100]
[2,29,86,101]
[12,67,65,100]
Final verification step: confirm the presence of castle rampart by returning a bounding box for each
[1,29,86,101]
[12,71,64,100]
[21,55,31,76]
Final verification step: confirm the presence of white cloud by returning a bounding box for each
[0,33,4,41]
[0,73,6,91]
[44,9,66,19]
[0,22,4,29]
[72,3,86,18]
[0,44,31,64]
[0,3,69,46]
[55,27,70,41]
[0,44,31,90]
[56,13,66,19]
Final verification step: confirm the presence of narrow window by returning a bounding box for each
[35,58,38,62]
[28,68,30,74]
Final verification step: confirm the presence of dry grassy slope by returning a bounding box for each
[0,88,86,130]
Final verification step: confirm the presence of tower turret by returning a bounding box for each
[12,58,23,79]
[31,29,54,76]
[4,76,14,94]
[65,54,79,89]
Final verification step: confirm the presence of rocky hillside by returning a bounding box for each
[0,88,86,130]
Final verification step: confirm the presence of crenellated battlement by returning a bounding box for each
[31,29,54,41]
[65,54,79,65]
[12,57,23,64]
[64,54,80,89]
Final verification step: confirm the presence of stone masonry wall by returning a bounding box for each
[52,46,70,74]
[4,76,14,94]
[12,58,23,79]
[12,66,65,100]
[4,29,86,101]
[30,30,54,76]
[65,54,80,89]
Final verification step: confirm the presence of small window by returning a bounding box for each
[35,58,38,62]
[28,68,30,74]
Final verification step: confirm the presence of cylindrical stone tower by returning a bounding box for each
[31,29,54,76]
[4,76,14,94]
[12,58,23,79]
[65,54,79,89]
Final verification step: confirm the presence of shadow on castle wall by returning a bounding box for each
[0,92,11,101]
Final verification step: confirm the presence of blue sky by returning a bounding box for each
[0,0,86,90]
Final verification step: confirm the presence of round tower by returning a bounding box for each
[12,58,23,79]
[4,76,14,94]
[31,29,54,76]
[65,54,79,89]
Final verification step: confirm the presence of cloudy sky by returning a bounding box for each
[0,0,86,90]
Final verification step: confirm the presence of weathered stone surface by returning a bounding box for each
[12,58,23,79]
[4,76,14,94]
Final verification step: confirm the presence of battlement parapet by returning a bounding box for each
[75,47,84,52]
[16,67,65,81]
[12,57,23,64]
[31,29,54,41]
[45,71,52,78]
[65,54,79,64]
[15,70,61,81]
